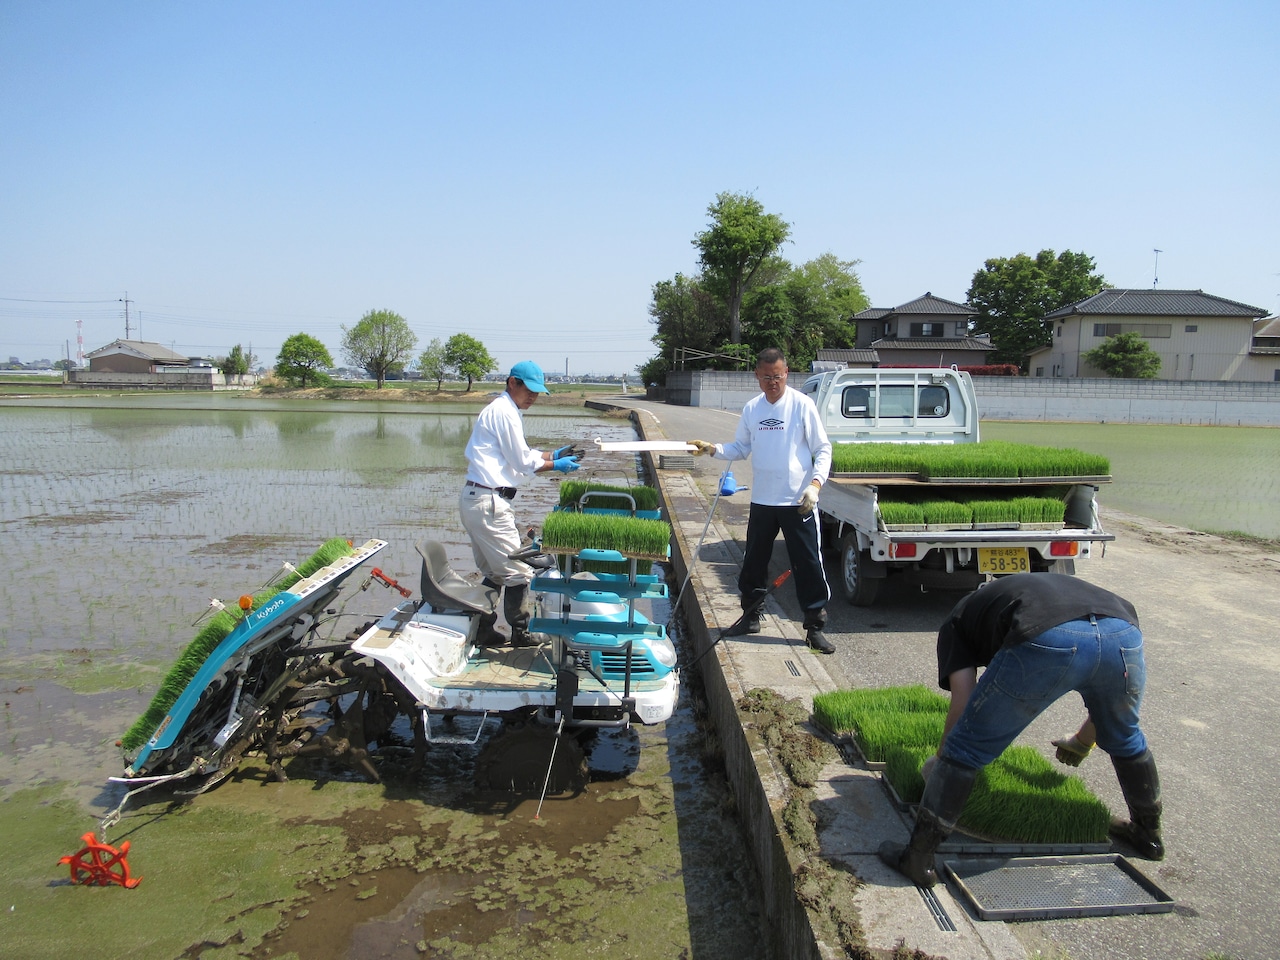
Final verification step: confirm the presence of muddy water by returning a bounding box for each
[0,398,768,960]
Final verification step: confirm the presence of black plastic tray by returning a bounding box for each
[944,853,1174,921]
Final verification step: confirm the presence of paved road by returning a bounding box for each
[613,396,1280,960]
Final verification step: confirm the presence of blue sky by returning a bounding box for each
[2,1,1276,375]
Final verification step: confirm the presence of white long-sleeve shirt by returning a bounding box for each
[463,392,544,488]
[716,386,832,506]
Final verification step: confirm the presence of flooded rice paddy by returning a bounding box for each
[0,397,768,960]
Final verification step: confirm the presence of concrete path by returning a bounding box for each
[600,395,1280,960]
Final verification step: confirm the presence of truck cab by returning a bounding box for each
[800,367,979,444]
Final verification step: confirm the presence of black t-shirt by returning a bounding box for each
[936,573,1140,689]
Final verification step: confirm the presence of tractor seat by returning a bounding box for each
[416,541,497,616]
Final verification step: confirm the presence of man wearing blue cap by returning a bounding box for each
[460,360,580,647]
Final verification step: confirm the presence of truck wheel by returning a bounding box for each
[840,533,881,607]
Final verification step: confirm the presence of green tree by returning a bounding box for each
[694,191,791,344]
[341,309,418,389]
[1082,332,1162,378]
[217,343,254,382]
[275,333,333,388]
[968,249,1107,369]
[418,337,450,390]
[443,333,496,391]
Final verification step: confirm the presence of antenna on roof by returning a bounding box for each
[1152,249,1162,289]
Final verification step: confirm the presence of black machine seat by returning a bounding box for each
[416,541,497,616]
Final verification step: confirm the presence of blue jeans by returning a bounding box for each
[942,616,1148,769]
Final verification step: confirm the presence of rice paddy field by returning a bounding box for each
[982,420,1280,540]
[0,396,768,960]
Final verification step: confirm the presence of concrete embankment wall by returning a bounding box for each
[662,370,1280,426]
[600,401,832,959]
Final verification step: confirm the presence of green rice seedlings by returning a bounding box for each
[541,510,672,559]
[830,444,925,475]
[120,537,356,753]
[969,499,1022,525]
[813,685,947,733]
[918,445,1020,480]
[921,500,973,527]
[1011,496,1067,524]
[877,499,926,526]
[960,747,1111,843]
[558,480,660,513]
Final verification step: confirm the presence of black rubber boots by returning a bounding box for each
[1110,748,1165,860]
[504,583,536,647]
[878,756,978,887]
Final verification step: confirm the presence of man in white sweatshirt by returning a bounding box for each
[689,348,835,653]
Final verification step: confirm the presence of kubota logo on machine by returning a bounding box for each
[251,595,290,624]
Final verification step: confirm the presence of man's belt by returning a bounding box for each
[465,480,517,500]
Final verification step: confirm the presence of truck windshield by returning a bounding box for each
[841,385,950,419]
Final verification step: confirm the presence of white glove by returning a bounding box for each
[687,440,716,457]
[797,483,820,516]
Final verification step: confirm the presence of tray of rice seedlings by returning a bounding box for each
[968,497,1023,529]
[830,443,926,478]
[121,537,357,756]
[915,444,1022,482]
[922,499,974,530]
[1011,494,1068,529]
[557,480,661,518]
[877,497,927,531]
[813,685,1111,846]
[541,510,672,561]
[1004,441,1111,482]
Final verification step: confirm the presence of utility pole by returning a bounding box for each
[120,292,133,339]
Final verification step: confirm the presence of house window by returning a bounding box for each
[1056,326,1063,338]
[1274,369,1279,382]
[1092,322,1172,338]
[1035,366,1044,377]
[1185,325,1198,332]
[910,323,944,338]
[954,321,967,336]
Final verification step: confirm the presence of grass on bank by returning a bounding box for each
[813,685,1110,844]
[120,537,356,754]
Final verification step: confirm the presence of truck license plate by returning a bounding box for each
[978,547,1030,574]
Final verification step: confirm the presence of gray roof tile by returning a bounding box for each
[1045,289,1267,319]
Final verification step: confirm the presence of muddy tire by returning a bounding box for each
[840,532,881,607]
[474,721,588,795]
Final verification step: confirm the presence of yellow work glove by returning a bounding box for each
[797,482,820,516]
[687,440,716,457]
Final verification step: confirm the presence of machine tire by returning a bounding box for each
[840,532,881,607]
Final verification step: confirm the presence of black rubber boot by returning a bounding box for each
[474,611,507,647]
[724,589,767,636]
[504,583,537,647]
[803,609,833,654]
[1110,748,1165,860]
[878,756,978,887]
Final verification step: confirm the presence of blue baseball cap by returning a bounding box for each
[508,360,549,393]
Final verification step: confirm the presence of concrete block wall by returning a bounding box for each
[666,370,1280,426]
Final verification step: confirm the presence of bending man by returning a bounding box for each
[880,572,1164,888]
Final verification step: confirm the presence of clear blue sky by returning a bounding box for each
[2,1,1276,376]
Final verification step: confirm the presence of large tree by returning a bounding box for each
[443,333,496,391]
[341,309,418,389]
[648,273,728,364]
[1082,331,1162,378]
[694,192,790,344]
[968,249,1107,369]
[275,333,333,388]
[418,337,449,390]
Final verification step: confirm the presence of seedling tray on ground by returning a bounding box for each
[944,853,1174,920]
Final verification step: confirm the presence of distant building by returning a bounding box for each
[817,293,995,369]
[85,340,189,374]
[1030,289,1273,381]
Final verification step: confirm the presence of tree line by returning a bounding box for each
[271,315,498,390]
[645,192,1160,380]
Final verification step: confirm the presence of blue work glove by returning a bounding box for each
[552,445,575,459]
[552,455,580,474]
